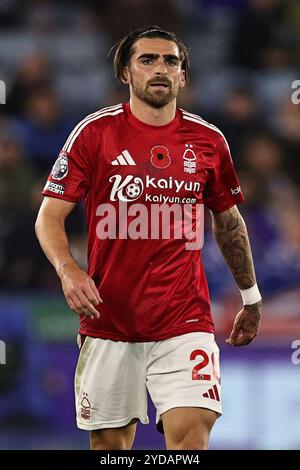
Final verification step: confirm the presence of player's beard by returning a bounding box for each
[131,78,178,109]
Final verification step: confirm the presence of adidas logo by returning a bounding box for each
[111,150,136,166]
[203,384,220,402]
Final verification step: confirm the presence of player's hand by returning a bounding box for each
[58,261,103,319]
[226,301,261,346]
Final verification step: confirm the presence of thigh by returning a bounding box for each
[147,332,222,431]
[75,336,149,432]
[161,407,218,450]
[90,418,137,450]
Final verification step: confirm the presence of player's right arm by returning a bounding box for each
[35,196,102,319]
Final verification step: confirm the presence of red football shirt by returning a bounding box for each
[42,102,244,341]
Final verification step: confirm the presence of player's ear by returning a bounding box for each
[179,69,186,89]
[121,66,130,84]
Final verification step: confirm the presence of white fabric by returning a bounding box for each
[74,332,222,431]
[240,284,262,305]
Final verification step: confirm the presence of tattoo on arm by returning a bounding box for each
[211,206,257,290]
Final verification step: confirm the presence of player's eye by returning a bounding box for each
[167,59,179,66]
[141,58,153,65]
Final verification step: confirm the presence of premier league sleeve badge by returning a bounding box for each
[51,150,69,180]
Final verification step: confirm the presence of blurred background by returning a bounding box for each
[0,0,300,450]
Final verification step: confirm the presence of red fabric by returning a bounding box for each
[42,103,244,342]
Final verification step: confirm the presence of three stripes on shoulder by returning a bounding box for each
[62,104,230,157]
[63,104,124,153]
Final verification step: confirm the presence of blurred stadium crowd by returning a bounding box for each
[0,0,300,299]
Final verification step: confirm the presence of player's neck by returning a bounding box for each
[129,96,177,126]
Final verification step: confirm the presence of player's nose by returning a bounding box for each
[154,70,167,77]
[154,59,168,76]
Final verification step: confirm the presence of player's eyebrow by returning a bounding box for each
[137,53,180,62]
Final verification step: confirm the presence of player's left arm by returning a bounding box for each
[211,205,262,346]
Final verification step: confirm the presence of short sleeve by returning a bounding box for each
[42,123,93,203]
[203,133,244,213]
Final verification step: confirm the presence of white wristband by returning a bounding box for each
[240,284,261,305]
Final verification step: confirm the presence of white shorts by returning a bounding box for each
[74,332,222,431]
